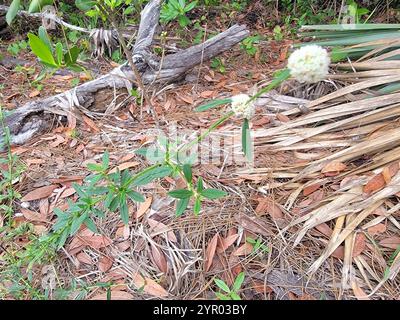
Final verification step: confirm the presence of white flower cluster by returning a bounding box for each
[287,45,330,84]
[231,94,255,119]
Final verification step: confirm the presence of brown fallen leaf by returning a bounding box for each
[82,115,100,133]
[232,242,253,256]
[367,223,386,235]
[76,252,93,265]
[131,273,168,298]
[79,235,113,249]
[21,208,47,222]
[150,244,168,274]
[321,161,347,174]
[135,197,152,219]
[147,218,177,242]
[303,183,321,196]
[21,185,58,202]
[255,198,284,221]
[353,233,366,257]
[379,236,400,250]
[108,161,140,174]
[205,233,219,272]
[29,89,40,98]
[90,290,133,300]
[363,174,385,195]
[99,256,114,272]
[351,281,369,300]
[382,162,399,184]
[217,234,239,253]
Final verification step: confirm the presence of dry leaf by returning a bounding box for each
[364,174,385,194]
[82,115,100,133]
[217,234,239,253]
[147,218,177,242]
[205,233,219,272]
[108,161,140,174]
[232,242,253,256]
[303,183,321,196]
[150,244,168,273]
[76,252,93,265]
[321,161,347,174]
[379,236,400,250]
[255,198,284,221]
[21,208,46,222]
[135,197,152,219]
[367,223,386,235]
[29,89,40,98]
[131,273,168,298]
[21,185,58,202]
[99,256,113,272]
[79,235,113,249]
[353,233,366,257]
[351,281,369,300]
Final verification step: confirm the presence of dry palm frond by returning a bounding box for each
[242,23,400,298]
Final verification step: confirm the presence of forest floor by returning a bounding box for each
[1,9,400,300]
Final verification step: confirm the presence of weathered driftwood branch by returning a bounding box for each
[0,0,249,147]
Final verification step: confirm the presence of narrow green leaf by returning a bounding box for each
[241,118,252,161]
[232,272,245,292]
[215,292,231,300]
[230,292,241,300]
[55,42,63,65]
[176,197,190,217]
[196,177,203,192]
[168,189,193,199]
[193,197,201,215]
[84,217,98,233]
[182,164,192,183]
[6,0,20,25]
[214,279,230,293]
[127,190,145,203]
[133,165,172,186]
[195,98,231,112]
[201,188,227,200]
[120,197,129,224]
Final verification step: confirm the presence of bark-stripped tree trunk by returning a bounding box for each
[0,0,249,147]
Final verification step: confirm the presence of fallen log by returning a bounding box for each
[0,0,249,147]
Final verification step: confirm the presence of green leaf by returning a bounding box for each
[182,164,192,183]
[214,279,230,293]
[215,292,231,300]
[176,197,189,217]
[201,188,227,200]
[196,177,204,193]
[193,197,201,215]
[127,190,145,203]
[64,46,80,65]
[232,272,245,292]
[38,26,51,51]
[102,151,110,169]
[6,0,20,25]
[28,0,53,13]
[84,217,98,233]
[55,42,63,65]
[57,228,70,249]
[75,0,96,11]
[133,165,172,186]
[168,189,193,199]
[69,213,87,236]
[119,196,129,224]
[230,292,241,300]
[28,33,57,66]
[195,98,231,112]
[241,118,252,161]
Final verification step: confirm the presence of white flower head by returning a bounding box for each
[231,94,255,119]
[287,45,330,84]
